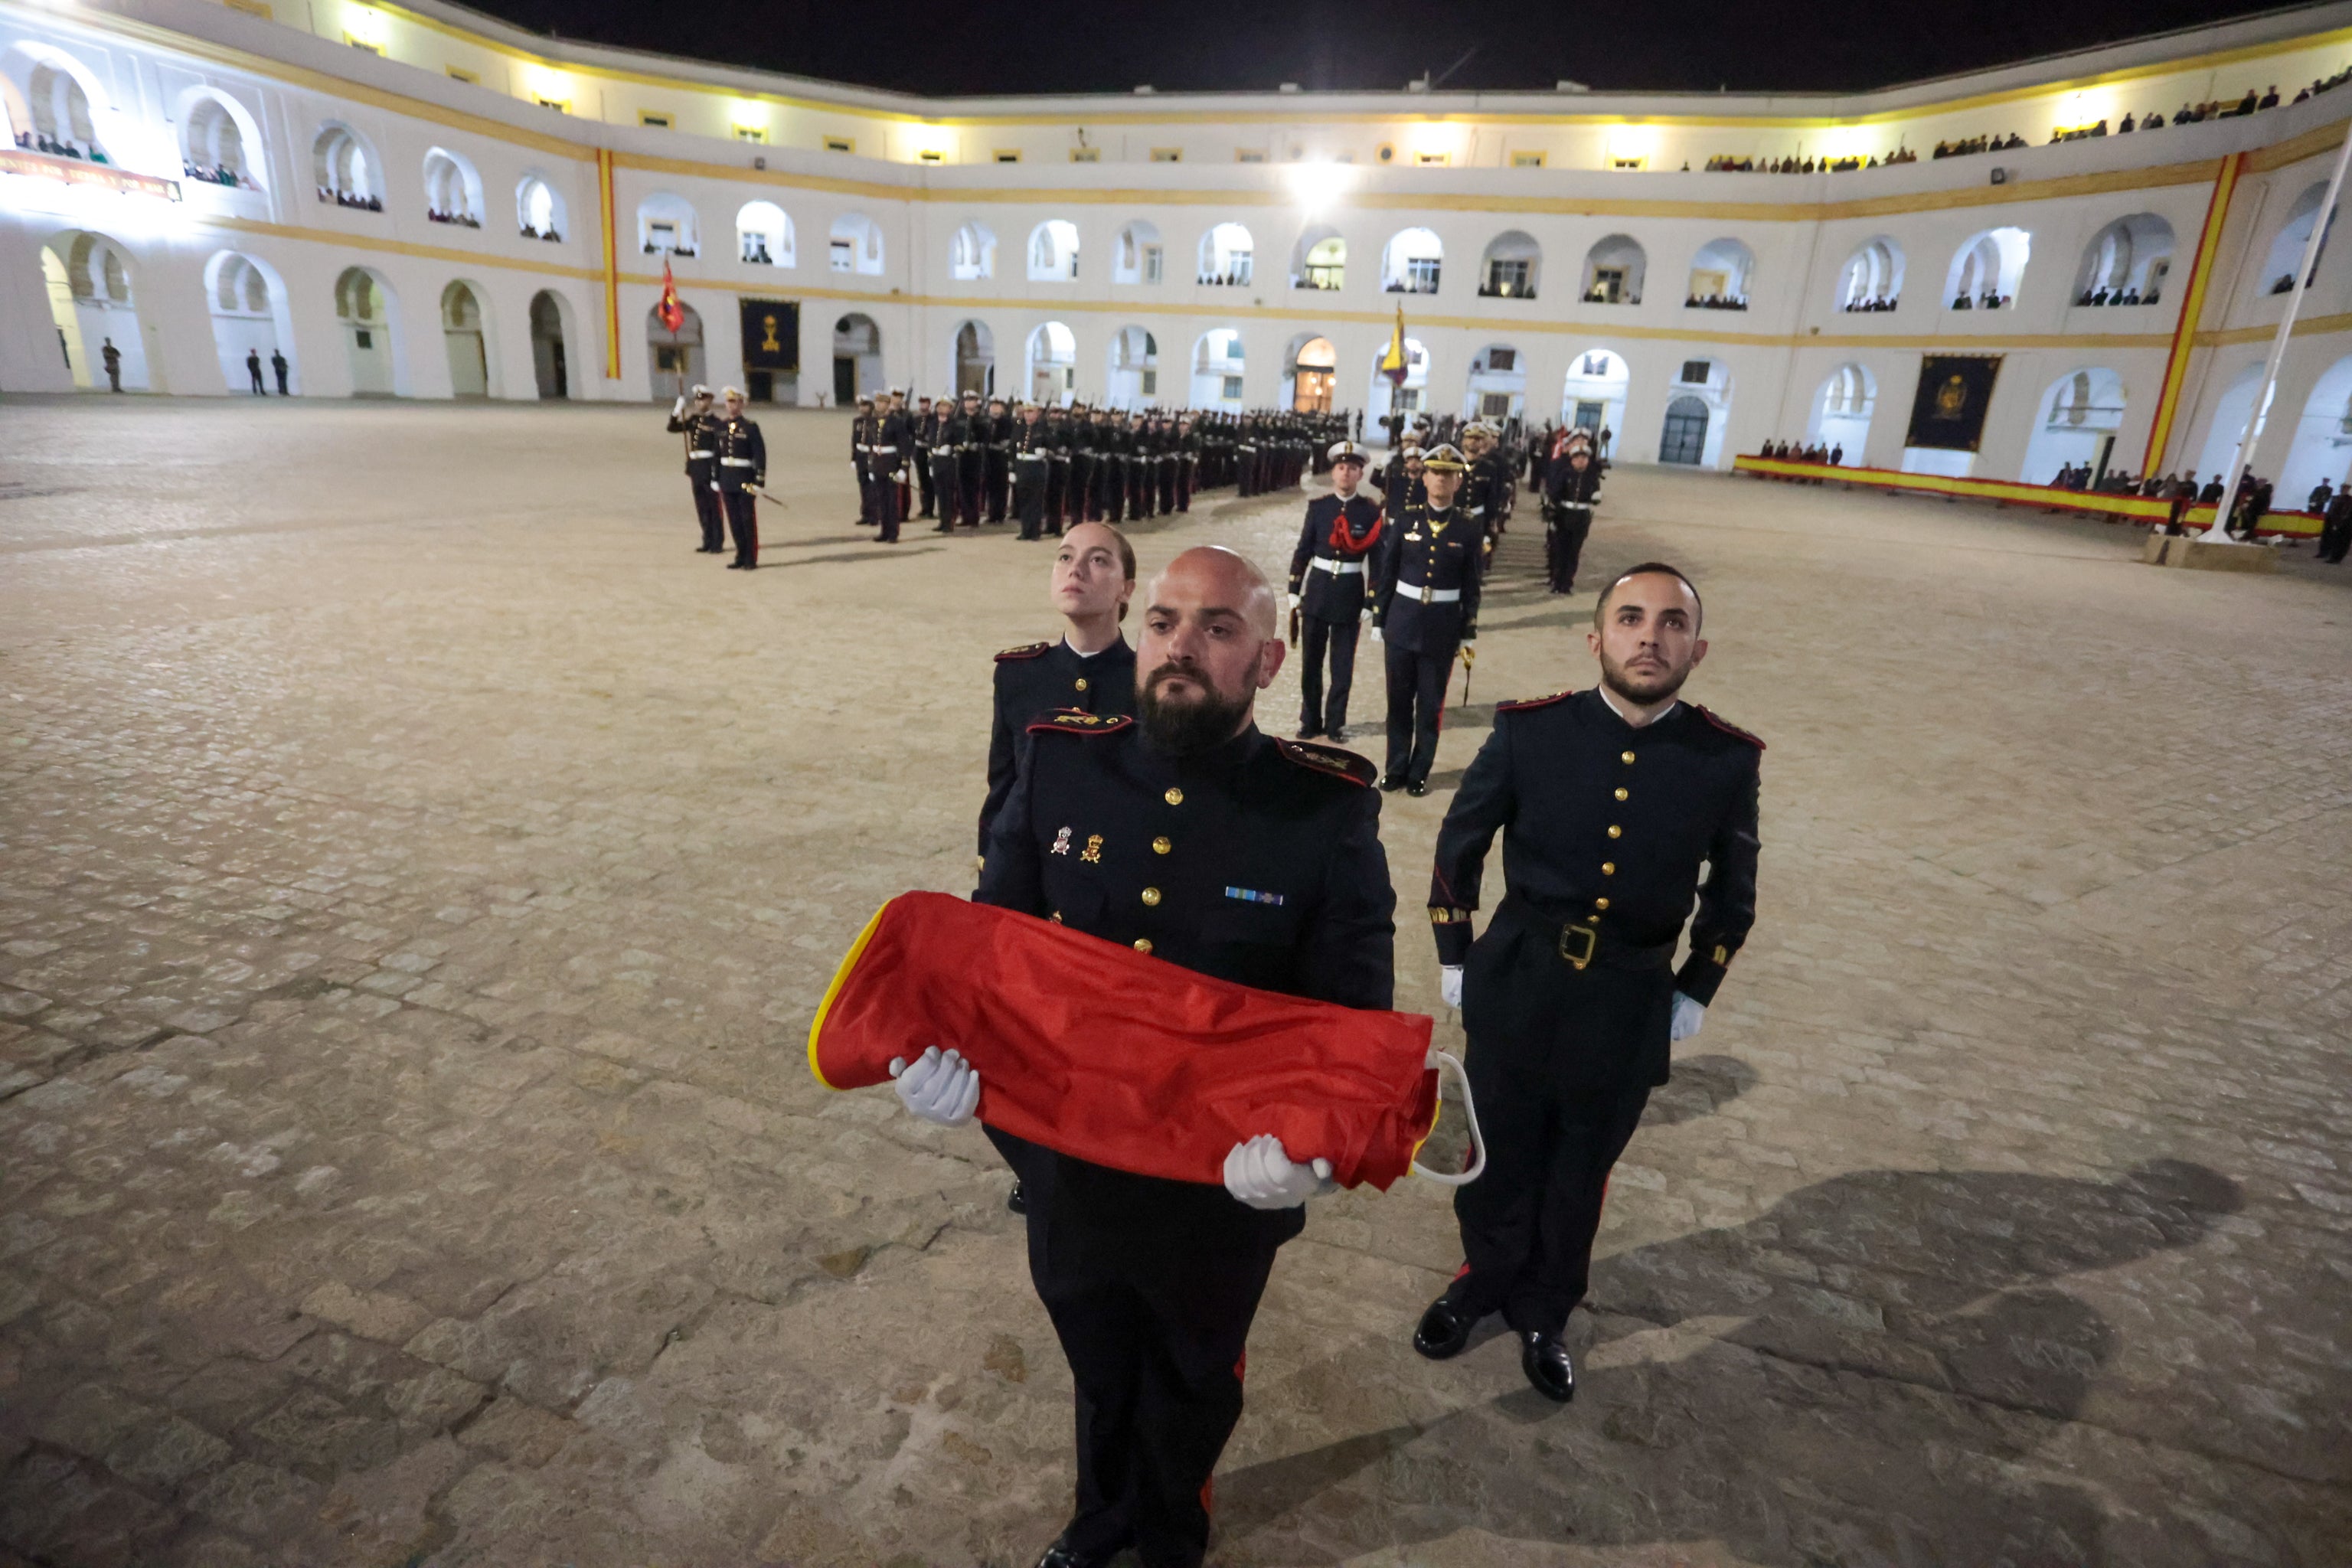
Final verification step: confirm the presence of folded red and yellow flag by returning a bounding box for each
[808,891,1439,1191]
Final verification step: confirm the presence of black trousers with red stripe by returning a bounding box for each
[1014,1146,1290,1568]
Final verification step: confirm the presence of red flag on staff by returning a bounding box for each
[657,260,684,333]
[808,892,1449,1191]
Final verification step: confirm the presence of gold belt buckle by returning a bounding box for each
[1558,922,1598,970]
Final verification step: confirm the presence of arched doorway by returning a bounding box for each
[2278,355,2352,501]
[1192,329,1246,409]
[1106,325,1157,409]
[43,231,146,390]
[334,266,398,396]
[528,290,570,399]
[949,318,991,398]
[1465,344,1526,420]
[1659,395,1710,465]
[1808,363,1876,462]
[1289,335,1336,412]
[2020,368,2126,484]
[203,250,292,394]
[835,313,883,400]
[2195,364,2267,483]
[647,299,704,400]
[442,279,490,397]
[1365,337,1427,430]
[1027,321,1076,403]
[1561,348,1631,452]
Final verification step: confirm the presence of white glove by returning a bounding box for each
[1222,1135,1331,1210]
[1439,965,1463,1010]
[710,481,720,492]
[889,1046,980,1127]
[671,394,686,417]
[1361,606,1374,625]
[1370,624,1383,644]
[1669,991,1705,1043]
[1287,592,1302,612]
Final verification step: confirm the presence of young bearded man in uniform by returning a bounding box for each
[1413,563,1762,1403]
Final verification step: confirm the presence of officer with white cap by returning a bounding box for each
[1286,440,1385,743]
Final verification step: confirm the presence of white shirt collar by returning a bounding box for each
[1596,684,1679,729]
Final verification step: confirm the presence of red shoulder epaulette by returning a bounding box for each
[1026,710,1133,737]
[1496,690,1575,713]
[1275,737,1377,787]
[1695,704,1766,750]
[995,641,1053,662]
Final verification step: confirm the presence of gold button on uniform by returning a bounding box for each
[1614,787,1628,801]
[1607,825,1622,838]
[1602,861,1616,875]
[1593,897,1610,910]
[1152,836,1171,854]
[1133,938,1154,954]
[1622,750,1636,764]
[1165,787,1184,805]
[1074,678,1089,692]
[1141,887,1162,906]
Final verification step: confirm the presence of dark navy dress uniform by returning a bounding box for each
[976,714,1393,1568]
[867,407,909,543]
[710,413,766,569]
[665,403,723,552]
[979,636,1139,858]
[1286,492,1384,740]
[1012,416,1054,540]
[1429,688,1761,1339]
[1372,501,1484,789]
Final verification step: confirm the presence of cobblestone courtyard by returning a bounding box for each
[2,397,2348,1568]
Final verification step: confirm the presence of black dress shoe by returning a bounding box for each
[724,561,744,570]
[1327,726,1348,743]
[1406,779,1429,797]
[1521,1331,1574,1402]
[1413,1295,1474,1360]
[1295,724,1324,741]
[1006,1180,1027,1216]
[1379,773,1406,792]
[1033,1533,1125,1568]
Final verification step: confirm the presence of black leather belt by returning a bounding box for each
[1499,896,1672,974]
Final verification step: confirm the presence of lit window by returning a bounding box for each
[995,150,1021,163]
[919,149,944,164]
[824,136,854,154]
[1611,156,1645,170]
[1415,151,1448,166]
[537,98,570,114]
[734,125,769,144]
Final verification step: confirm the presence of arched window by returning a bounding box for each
[2020,368,2127,484]
[312,122,382,210]
[1028,219,1080,280]
[422,148,484,228]
[1581,236,1646,304]
[1479,231,1540,299]
[1197,223,1253,287]
[1837,237,1904,312]
[1114,221,1164,286]
[1027,320,1077,402]
[637,193,699,257]
[1945,227,2031,311]
[1107,325,1158,407]
[951,318,993,396]
[179,90,260,189]
[1808,363,1876,462]
[516,174,566,242]
[24,53,108,162]
[1292,226,1345,291]
[2259,183,2336,297]
[1684,237,1754,310]
[949,220,995,280]
[1192,328,1246,405]
[737,200,792,266]
[830,212,884,275]
[1381,227,1443,294]
[2073,214,2172,305]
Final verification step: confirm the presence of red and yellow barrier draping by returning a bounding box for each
[1729,456,2321,538]
[808,892,1439,1191]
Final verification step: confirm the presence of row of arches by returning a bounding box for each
[34,227,577,400]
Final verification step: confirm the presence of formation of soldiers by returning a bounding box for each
[835,394,1358,540]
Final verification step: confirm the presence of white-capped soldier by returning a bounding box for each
[1370,443,1483,795]
[710,387,766,570]
[1286,440,1385,743]
[665,384,724,554]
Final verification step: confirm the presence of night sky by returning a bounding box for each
[465,0,2298,98]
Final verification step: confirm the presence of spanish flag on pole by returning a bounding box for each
[1380,304,1409,387]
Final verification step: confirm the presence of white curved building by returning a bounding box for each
[6,0,2352,480]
